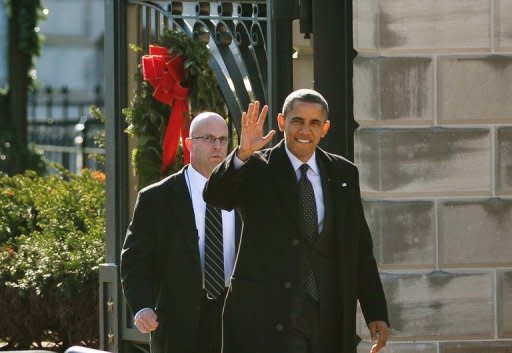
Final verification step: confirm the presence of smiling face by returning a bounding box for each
[277,100,330,162]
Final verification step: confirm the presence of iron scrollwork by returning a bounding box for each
[128,0,271,138]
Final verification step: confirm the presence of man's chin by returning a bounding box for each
[289,146,315,161]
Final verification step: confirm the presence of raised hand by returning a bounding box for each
[237,101,276,161]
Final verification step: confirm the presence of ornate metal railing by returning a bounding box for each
[27,85,104,173]
[128,0,280,136]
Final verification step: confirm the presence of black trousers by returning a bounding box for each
[287,295,321,353]
[197,290,226,353]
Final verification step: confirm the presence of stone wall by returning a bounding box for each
[353,1,512,352]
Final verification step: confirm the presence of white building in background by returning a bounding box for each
[34,0,104,103]
[0,0,104,98]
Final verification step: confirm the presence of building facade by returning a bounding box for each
[353,1,512,352]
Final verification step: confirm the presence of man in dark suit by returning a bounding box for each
[204,89,390,353]
[121,112,238,353]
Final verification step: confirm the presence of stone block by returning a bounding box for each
[354,57,433,122]
[438,56,512,123]
[380,271,494,339]
[355,128,490,195]
[440,341,512,353]
[354,0,379,50]
[497,128,512,195]
[498,270,512,337]
[496,0,512,50]
[439,199,512,267]
[379,0,490,51]
[354,57,379,121]
[358,342,436,353]
[363,200,435,268]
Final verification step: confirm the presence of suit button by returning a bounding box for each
[292,239,299,247]
[275,323,284,332]
[284,281,292,289]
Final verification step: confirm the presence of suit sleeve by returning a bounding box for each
[203,148,251,211]
[120,189,157,315]
[353,167,390,327]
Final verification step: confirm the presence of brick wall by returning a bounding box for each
[353,1,512,352]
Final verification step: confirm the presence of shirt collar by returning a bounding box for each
[187,164,207,192]
[284,144,320,176]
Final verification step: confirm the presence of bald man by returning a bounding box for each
[121,112,239,353]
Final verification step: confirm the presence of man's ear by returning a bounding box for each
[184,137,192,151]
[321,120,331,137]
[277,113,286,132]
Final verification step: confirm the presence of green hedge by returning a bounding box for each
[0,169,105,351]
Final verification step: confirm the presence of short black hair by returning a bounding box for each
[281,89,329,117]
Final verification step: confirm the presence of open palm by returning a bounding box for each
[238,101,276,161]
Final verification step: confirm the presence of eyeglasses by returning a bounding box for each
[190,135,229,145]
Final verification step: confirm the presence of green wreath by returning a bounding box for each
[123,29,225,189]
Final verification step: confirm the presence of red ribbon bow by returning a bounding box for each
[142,45,191,174]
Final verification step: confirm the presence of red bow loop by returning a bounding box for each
[141,45,191,173]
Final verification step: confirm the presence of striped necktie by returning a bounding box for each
[204,204,225,299]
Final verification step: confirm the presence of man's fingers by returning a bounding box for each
[256,104,269,126]
[134,318,150,333]
[262,130,276,144]
[369,322,376,340]
[371,335,386,353]
[370,338,386,353]
[135,310,159,334]
[241,111,248,128]
[247,101,259,123]
[368,321,389,353]
[135,319,158,333]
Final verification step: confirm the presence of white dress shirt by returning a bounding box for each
[186,165,236,287]
[233,146,325,233]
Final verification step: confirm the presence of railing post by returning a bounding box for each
[313,0,355,159]
[62,86,69,120]
[95,84,103,107]
[74,118,85,172]
[45,86,53,121]
[102,0,128,352]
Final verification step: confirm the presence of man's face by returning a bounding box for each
[187,117,229,176]
[278,101,330,162]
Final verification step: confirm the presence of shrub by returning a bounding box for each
[0,169,105,351]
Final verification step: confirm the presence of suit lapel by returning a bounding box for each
[316,148,353,232]
[234,210,242,247]
[317,153,334,237]
[166,167,199,253]
[268,142,302,235]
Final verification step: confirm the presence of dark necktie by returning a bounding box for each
[204,204,225,299]
[297,164,319,300]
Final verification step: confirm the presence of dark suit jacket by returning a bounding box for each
[121,166,239,353]
[203,141,389,353]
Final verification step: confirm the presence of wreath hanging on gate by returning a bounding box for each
[123,29,225,189]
